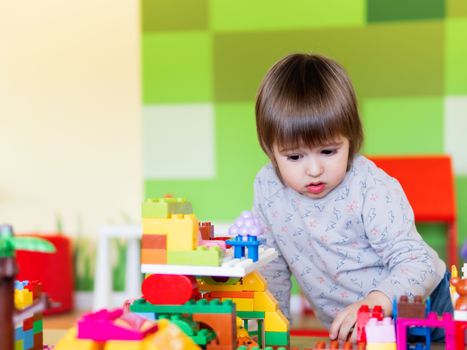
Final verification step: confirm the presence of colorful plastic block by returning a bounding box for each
[141,234,167,249]
[365,317,395,343]
[141,274,199,305]
[77,309,158,341]
[167,246,223,267]
[141,247,278,278]
[142,214,198,251]
[142,197,192,219]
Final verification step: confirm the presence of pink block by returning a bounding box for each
[365,317,395,343]
[396,312,455,350]
[78,308,158,341]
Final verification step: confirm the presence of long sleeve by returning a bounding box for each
[253,172,292,320]
[362,176,445,302]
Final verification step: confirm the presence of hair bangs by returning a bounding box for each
[271,104,347,153]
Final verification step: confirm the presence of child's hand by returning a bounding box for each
[329,291,392,343]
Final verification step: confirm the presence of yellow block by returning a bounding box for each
[105,340,147,350]
[54,328,103,350]
[14,289,33,309]
[224,297,254,311]
[142,214,198,251]
[366,343,396,350]
[253,291,278,311]
[242,272,267,291]
[150,319,201,350]
[264,311,289,332]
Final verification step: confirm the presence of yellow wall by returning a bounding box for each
[0,1,142,235]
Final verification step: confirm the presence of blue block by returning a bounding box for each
[23,329,33,350]
[15,327,23,341]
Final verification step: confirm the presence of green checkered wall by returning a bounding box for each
[142,0,467,260]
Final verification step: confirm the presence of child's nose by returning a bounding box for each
[306,159,323,177]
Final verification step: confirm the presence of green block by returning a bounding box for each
[210,0,365,32]
[362,96,444,155]
[130,298,235,314]
[367,0,445,22]
[446,19,467,94]
[142,0,208,32]
[168,246,222,266]
[237,311,265,319]
[33,319,43,333]
[142,32,212,103]
[158,314,216,345]
[142,197,193,218]
[213,21,443,102]
[456,176,467,245]
[264,331,289,346]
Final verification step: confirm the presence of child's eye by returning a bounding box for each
[321,149,337,156]
[286,154,302,161]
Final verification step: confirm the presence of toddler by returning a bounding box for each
[253,53,453,342]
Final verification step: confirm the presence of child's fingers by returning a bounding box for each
[336,315,355,342]
[329,312,346,340]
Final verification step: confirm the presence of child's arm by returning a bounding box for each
[331,174,444,342]
[253,175,292,320]
[329,290,392,342]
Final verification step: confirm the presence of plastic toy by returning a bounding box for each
[54,309,201,350]
[226,211,262,262]
[0,224,55,350]
[451,276,467,321]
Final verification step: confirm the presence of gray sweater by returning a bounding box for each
[253,155,445,328]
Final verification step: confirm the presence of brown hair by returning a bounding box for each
[255,53,363,175]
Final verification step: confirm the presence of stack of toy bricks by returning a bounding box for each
[14,280,44,350]
[141,197,222,267]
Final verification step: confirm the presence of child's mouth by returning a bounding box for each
[306,182,325,194]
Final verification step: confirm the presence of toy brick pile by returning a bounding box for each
[14,280,44,350]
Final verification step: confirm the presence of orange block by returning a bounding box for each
[142,234,167,249]
[141,249,167,264]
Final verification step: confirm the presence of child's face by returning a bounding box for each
[272,136,350,199]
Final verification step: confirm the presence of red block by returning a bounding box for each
[16,233,74,314]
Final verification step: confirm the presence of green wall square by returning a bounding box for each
[143,32,213,103]
[362,96,444,155]
[367,0,445,22]
[214,22,443,102]
[445,19,467,94]
[456,176,467,242]
[210,0,366,32]
[447,0,467,17]
[145,102,267,220]
[142,0,209,32]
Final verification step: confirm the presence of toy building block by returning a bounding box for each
[142,214,199,251]
[200,222,214,240]
[141,247,278,278]
[141,248,167,265]
[226,211,263,262]
[313,340,353,349]
[77,308,158,341]
[365,317,395,343]
[397,295,426,319]
[264,311,288,332]
[168,246,223,267]
[142,197,193,219]
[141,234,166,250]
[141,274,199,305]
[356,304,383,343]
[396,312,456,350]
[131,298,236,315]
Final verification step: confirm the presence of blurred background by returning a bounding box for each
[1,0,466,306]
